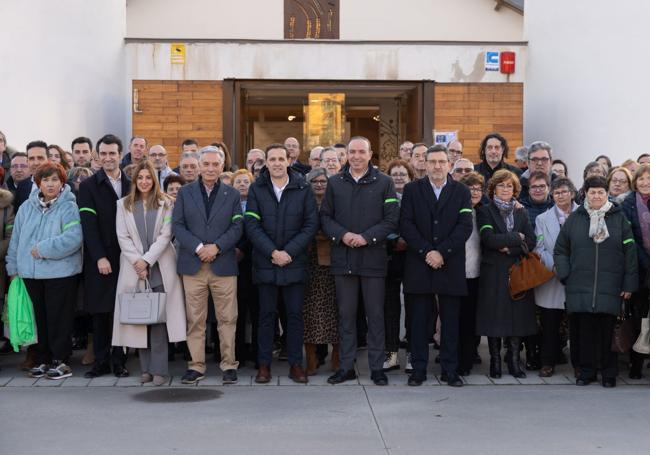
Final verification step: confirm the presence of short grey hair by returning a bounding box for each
[319,146,338,161]
[528,141,553,160]
[180,151,200,162]
[515,146,528,161]
[199,145,225,163]
[306,167,328,183]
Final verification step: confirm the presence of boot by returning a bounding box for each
[488,337,502,379]
[305,343,318,376]
[629,351,644,379]
[20,346,37,371]
[507,336,526,378]
[331,343,340,372]
[82,334,95,366]
[524,335,541,371]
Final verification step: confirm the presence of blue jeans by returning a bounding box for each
[257,283,305,367]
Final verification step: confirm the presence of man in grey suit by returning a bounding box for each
[172,146,244,384]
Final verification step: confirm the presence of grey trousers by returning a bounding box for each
[139,323,169,376]
[335,275,386,372]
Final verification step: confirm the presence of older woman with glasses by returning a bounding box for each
[555,176,637,387]
[303,168,339,374]
[607,166,633,204]
[320,147,342,177]
[477,170,537,379]
[534,178,578,377]
[382,159,415,372]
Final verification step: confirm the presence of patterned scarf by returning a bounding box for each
[493,197,515,232]
[37,193,59,213]
[584,198,613,244]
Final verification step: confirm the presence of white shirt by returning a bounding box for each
[429,178,447,199]
[272,178,289,202]
[107,170,122,197]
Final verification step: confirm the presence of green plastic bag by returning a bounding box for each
[7,277,37,352]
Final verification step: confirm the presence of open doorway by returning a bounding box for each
[223,80,433,169]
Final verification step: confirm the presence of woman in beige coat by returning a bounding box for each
[112,161,186,385]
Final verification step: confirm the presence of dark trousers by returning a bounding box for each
[257,283,304,366]
[384,275,404,352]
[92,311,127,367]
[236,273,259,363]
[540,307,564,367]
[576,312,618,380]
[568,313,581,368]
[335,275,385,371]
[459,278,479,372]
[24,276,77,364]
[410,294,460,375]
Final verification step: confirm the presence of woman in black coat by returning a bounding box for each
[476,170,536,378]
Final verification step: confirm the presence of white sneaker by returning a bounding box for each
[405,352,413,374]
[382,352,400,371]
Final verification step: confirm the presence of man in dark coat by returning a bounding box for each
[400,145,473,387]
[244,144,318,384]
[172,146,243,385]
[284,137,311,175]
[79,134,131,378]
[474,132,521,187]
[119,136,147,170]
[14,141,49,211]
[519,141,557,200]
[320,136,400,386]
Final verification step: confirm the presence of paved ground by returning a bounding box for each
[1,346,649,454]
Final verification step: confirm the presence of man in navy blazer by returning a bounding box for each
[172,146,243,385]
[400,145,473,387]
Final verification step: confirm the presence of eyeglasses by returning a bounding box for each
[469,187,483,194]
[310,180,327,186]
[530,184,548,191]
[390,172,408,178]
[496,183,514,189]
[610,178,628,185]
[426,159,448,166]
[553,190,571,197]
[448,149,462,156]
[322,158,339,164]
[453,168,473,174]
[530,157,550,164]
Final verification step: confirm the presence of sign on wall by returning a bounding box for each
[284,0,339,39]
[485,51,499,71]
[171,43,186,64]
[433,131,458,145]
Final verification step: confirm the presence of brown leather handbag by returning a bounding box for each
[508,241,555,300]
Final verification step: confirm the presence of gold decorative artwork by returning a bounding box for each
[284,0,339,39]
[303,93,345,151]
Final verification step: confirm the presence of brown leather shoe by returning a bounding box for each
[539,365,554,377]
[305,344,318,376]
[255,364,271,384]
[20,347,37,371]
[289,364,308,383]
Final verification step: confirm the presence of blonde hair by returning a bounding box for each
[233,168,253,182]
[123,161,163,212]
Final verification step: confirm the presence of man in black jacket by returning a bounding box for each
[320,136,399,385]
[14,141,49,211]
[400,145,473,387]
[245,144,318,383]
[79,134,131,378]
[474,132,521,187]
[284,137,311,175]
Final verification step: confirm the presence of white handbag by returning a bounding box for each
[632,311,650,355]
[119,279,167,325]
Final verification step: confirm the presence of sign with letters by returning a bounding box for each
[485,51,500,71]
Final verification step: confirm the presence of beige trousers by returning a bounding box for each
[182,263,238,373]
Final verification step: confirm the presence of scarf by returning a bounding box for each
[554,202,577,226]
[636,192,650,255]
[493,197,515,232]
[584,198,613,244]
[37,193,59,213]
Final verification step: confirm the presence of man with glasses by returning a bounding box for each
[451,158,474,181]
[400,144,473,386]
[7,152,30,193]
[148,145,178,185]
[320,147,342,177]
[447,140,463,166]
[520,141,556,200]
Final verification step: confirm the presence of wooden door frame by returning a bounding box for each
[222,79,434,166]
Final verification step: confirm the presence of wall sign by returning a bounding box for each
[284,0,339,39]
[485,51,500,72]
[171,43,186,65]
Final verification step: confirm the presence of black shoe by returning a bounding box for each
[446,374,463,387]
[629,369,643,380]
[488,337,502,379]
[457,369,471,377]
[222,369,238,384]
[0,339,13,355]
[327,369,357,385]
[113,364,129,378]
[84,363,111,378]
[506,337,526,378]
[408,372,426,386]
[576,375,595,386]
[371,370,388,386]
[602,377,616,388]
[181,369,205,384]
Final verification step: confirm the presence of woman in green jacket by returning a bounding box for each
[554,176,638,388]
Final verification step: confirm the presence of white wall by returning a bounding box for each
[126,0,523,42]
[0,0,127,152]
[524,0,650,182]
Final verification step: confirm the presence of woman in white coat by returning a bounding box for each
[112,161,186,385]
[534,177,578,377]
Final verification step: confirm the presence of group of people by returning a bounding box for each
[0,128,646,389]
